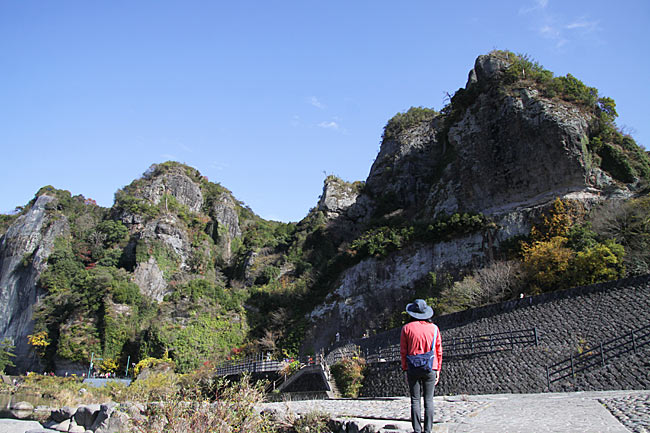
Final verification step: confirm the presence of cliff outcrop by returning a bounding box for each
[0,195,68,371]
[302,51,647,350]
[364,53,630,220]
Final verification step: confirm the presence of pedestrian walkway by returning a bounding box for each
[261,390,650,433]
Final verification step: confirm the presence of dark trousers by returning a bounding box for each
[407,370,436,433]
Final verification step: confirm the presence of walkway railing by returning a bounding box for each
[213,328,539,378]
[214,353,319,377]
[444,328,539,359]
[546,323,650,388]
[328,328,539,364]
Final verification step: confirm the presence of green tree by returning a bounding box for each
[597,97,618,122]
[0,338,16,373]
[97,220,129,246]
[569,241,625,287]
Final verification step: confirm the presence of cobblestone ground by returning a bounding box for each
[260,391,650,433]
[601,394,650,433]
[262,395,488,424]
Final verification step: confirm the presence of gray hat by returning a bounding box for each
[406,299,434,320]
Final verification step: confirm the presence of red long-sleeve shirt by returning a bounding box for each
[400,320,443,372]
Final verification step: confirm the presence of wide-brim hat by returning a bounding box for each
[406,299,434,320]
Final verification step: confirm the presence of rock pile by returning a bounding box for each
[43,402,139,433]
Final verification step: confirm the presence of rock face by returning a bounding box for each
[139,168,204,213]
[210,192,242,263]
[364,53,628,219]
[128,214,193,300]
[212,193,242,240]
[0,195,68,372]
[308,234,486,349]
[133,257,168,302]
[318,177,363,219]
[431,87,597,216]
[315,176,372,243]
[121,166,244,295]
[365,119,442,212]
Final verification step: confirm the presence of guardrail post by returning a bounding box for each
[570,355,574,377]
[600,342,605,367]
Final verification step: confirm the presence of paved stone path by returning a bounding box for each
[601,394,650,433]
[2,391,648,432]
[261,390,650,433]
[0,418,56,433]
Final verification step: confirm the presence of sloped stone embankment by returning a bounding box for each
[358,274,650,397]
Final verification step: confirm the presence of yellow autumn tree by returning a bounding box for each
[521,236,575,294]
[27,331,50,357]
[569,241,625,287]
[100,358,119,374]
[521,198,628,293]
[530,198,582,242]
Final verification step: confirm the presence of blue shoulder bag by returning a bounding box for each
[406,325,438,375]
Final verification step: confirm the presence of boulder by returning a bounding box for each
[50,406,76,423]
[0,419,51,433]
[49,418,70,432]
[89,402,117,432]
[11,401,34,411]
[73,404,101,429]
[94,408,130,433]
[67,419,86,433]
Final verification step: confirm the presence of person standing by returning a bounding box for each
[400,299,442,433]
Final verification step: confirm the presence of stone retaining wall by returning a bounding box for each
[357,274,650,397]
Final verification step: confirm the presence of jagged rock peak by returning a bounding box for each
[365,108,442,213]
[471,51,511,84]
[138,162,204,213]
[361,51,648,221]
[317,176,363,216]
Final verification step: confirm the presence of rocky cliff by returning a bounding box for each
[0,162,257,373]
[0,195,68,371]
[302,51,647,350]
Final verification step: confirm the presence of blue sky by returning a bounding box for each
[1,0,649,222]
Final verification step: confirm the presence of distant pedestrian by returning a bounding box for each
[400,299,442,433]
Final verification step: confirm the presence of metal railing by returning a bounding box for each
[214,353,320,377]
[212,328,539,379]
[329,327,539,364]
[444,328,539,359]
[546,324,650,388]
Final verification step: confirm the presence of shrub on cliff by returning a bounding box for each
[382,106,438,141]
[590,196,650,275]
